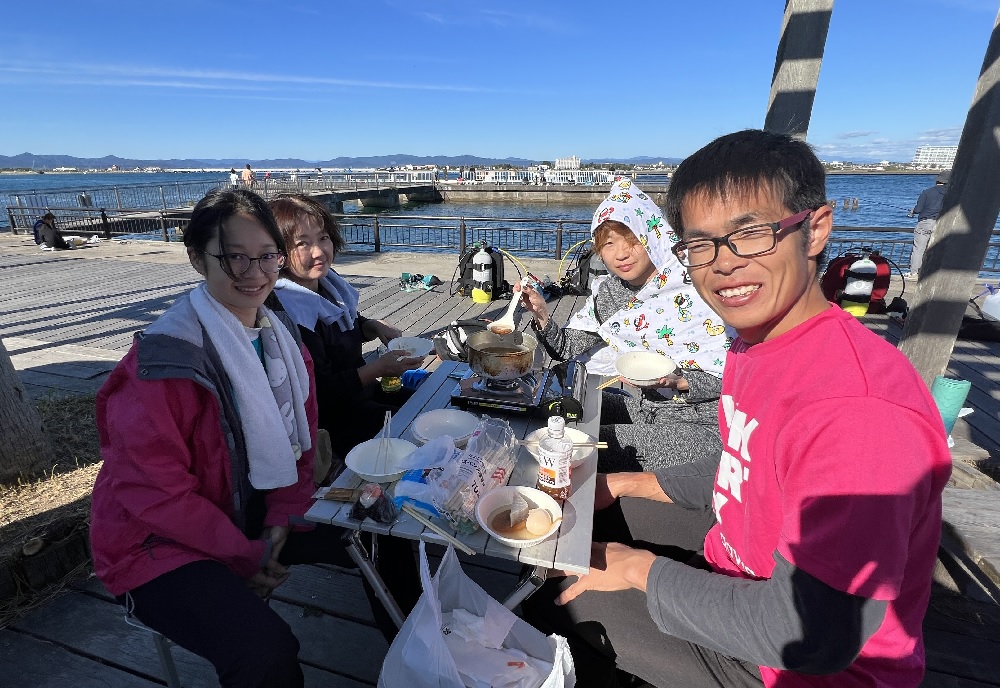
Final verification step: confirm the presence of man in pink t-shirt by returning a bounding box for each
[523,130,951,688]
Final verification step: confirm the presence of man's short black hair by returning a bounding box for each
[665,129,828,250]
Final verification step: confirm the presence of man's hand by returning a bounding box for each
[556,542,657,605]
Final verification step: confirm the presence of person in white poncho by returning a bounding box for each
[519,178,732,474]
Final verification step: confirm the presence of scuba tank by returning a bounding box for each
[471,245,494,303]
[839,256,877,317]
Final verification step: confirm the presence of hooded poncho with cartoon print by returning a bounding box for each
[530,179,728,474]
[565,178,731,378]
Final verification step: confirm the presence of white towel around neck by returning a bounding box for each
[189,284,312,489]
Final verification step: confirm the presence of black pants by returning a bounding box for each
[120,524,421,688]
[521,499,764,688]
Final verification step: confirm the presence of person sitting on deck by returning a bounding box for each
[267,193,424,464]
[522,129,952,688]
[33,212,72,250]
[518,178,731,475]
[89,188,419,688]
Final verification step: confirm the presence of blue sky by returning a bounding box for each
[0,0,997,162]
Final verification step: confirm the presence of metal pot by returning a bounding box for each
[466,330,538,381]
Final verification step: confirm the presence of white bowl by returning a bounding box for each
[475,486,562,548]
[614,351,676,387]
[387,336,433,358]
[411,409,480,447]
[522,427,597,468]
[345,437,417,482]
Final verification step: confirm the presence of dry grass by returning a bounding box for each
[0,393,101,563]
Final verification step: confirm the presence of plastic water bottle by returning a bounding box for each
[536,416,572,503]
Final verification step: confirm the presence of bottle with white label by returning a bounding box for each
[536,416,572,503]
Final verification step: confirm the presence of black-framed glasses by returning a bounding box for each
[671,209,813,268]
[204,251,286,276]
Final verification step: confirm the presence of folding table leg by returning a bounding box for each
[345,531,407,628]
[502,565,548,610]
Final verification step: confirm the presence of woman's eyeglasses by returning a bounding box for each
[205,251,286,276]
[671,209,813,268]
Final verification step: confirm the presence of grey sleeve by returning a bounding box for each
[534,317,605,362]
[646,552,888,674]
[652,462,717,509]
[679,370,722,404]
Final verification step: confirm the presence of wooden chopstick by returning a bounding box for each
[596,377,621,391]
[518,439,607,449]
[400,503,477,556]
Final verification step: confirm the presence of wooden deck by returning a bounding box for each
[0,243,998,687]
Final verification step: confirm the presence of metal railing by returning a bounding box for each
[5,206,999,278]
[3,175,436,218]
[332,214,593,260]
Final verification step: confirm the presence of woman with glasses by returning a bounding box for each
[267,194,424,464]
[518,178,730,476]
[89,188,415,688]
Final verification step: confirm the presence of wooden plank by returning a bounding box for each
[923,625,1000,685]
[271,599,387,685]
[303,663,375,688]
[271,564,376,624]
[10,590,218,685]
[0,630,161,687]
[70,573,379,688]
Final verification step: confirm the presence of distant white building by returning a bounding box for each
[554,156,581,170]
[912,146,957,168]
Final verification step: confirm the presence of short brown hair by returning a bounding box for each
[593,220,637,248]
[268,194,346,256]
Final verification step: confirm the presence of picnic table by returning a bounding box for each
[305,359,602,625]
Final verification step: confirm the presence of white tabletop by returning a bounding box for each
[305,360,601,574]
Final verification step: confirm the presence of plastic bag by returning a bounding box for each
[378,543,575,688]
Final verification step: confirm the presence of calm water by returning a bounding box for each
[1,171,996,233]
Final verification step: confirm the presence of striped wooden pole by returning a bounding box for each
[764,0,834,139]
[899,13,1000,385]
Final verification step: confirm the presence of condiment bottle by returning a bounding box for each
[535,416,572,503]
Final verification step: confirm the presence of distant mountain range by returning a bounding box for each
[0,152,682,170]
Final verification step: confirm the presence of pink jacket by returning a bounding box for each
[90,297,319,596]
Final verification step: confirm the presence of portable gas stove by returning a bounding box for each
[450,361,588,421]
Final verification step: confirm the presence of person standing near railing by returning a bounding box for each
[229,168,239,188]
[906,169,950,278]
[241,163,256,189]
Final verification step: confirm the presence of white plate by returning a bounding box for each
[387,336,433,357]
[614,351,676,387]
[522,427,597,468]
[475,486,562,548]
[345,437,417,482]
[411,409,480,447]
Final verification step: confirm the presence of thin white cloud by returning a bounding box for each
[389,0,569,32]
[837,131,878,139]
[0,60,500,94]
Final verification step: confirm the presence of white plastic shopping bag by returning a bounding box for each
[378,542,575,688]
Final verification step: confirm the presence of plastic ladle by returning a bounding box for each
[487,282,525,336]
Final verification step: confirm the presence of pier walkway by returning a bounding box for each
[0,234,997,687]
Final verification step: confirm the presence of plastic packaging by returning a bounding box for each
[434,417,518,533]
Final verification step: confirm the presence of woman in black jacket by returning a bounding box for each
[268,195,423,462]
